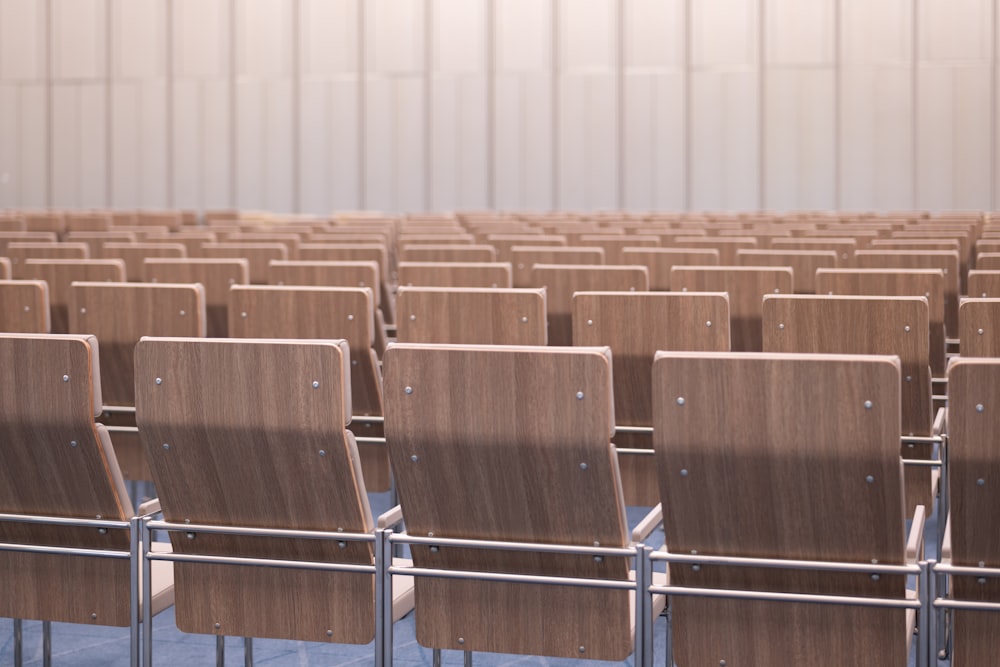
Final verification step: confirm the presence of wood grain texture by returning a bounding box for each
[0,232,59,256]
[400,244,497,263]
[959,298,1000,357]
[135,337,384,643]
[762,295,933,513]
[0,333,135,625]
[977,253,1000,270]
[100,243,187,281]
[0,280,50,332]
[396,287,546,345]
[383,344,636,660]
[267,260,380,307]
[69,283,207,407]
[945,358,1000,665]
[510,246,606,288]
[669,237,758,264]
[572,291,731,505]
[20,259,126,334]
[670,266,793,352]
[771,237,858,265]
[194,243,289,284]
[295,244,394,323]
[873,237,968,293]
[528,264,649,347]
[64,231,137,256]
[815,268,947,376]
[652,351,909,666]
[737,249,839,294]
[143,258,250,338]
[7,242,90,276]
[968,270,1000,299]
[0,257,10,279]
[620,248,720,291]
[226,233,302,259]
[486,234,567,262]
[855,250,960,336]
[143,232,219,257]
[398,262,512,288]
[577,235,660,264]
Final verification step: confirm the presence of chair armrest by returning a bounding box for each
[933,406,946,437]
[630,503,663,545]
[377,504,404,530]
[906,504,926,564]
[137,497,161,517]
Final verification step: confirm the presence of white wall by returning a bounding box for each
[0,0,997,214]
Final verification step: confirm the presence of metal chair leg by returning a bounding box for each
[216,635,225,667]
[42,620,51,667]
[13,619,22,667]
[432,647,441,667]
[244,637,254,667]
[464,650,472,666]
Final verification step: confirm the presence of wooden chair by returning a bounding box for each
[134,337,413,664]
[958,298,1000,357]
[395,286,547,345]
[620,247,720,291]
[0,280,50,333]
[400,244,497,263]
[68,282,207,482]
[382,343,665,662]
[227,285,389,491]
[195,242,289,284]
[670,266,793,352]
[650,351,922,666]
[572,291,731,506]
[669,236,758,264]
[940,357,1000,665]
[101,242,187,281]
[6,242,90,276]
[815,268,947,377]
[486,234,566,262]
[967,270,1000,298]
[296,244,395,323]
[143,258,250,338]
[761,295,938,514]
[0,333,173,662]
[64,231,137,256]
[19,259,126,334]
[737,248,839,294]
[976,252,1000,271]
[855,250,960,338]
[527,264,649,346]
[770,237,858,265]
[0,231,59,256]
[397,261,512,289]
[577,234,659,264]
[510,246,605,288]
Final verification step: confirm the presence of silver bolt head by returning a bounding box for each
[579,462,588,470]
[676,397,685,406]
[576,391,584,399]
[404,386,413,395]
[864,400,873,410]
[155,377,163,385]
[977,404,985,413]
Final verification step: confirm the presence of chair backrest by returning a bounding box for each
[769,237,857,264]
[737,249,839,294]
[101,242,187,281]
[267,260,381,308]
[651,351,907,666]
[968,270,1000,298]
[620,247,720,291]
[400,244,497,263]
[68,282,207,407]
[815,268,946,376]
[20,259,125,334]
[227,285,382,418]
[397,261,512,288]
[855,249,960,335]
[395,286,547,345]
[295,244,394,321]
[959,298,1000,357]
[977,252,1000,270]
[7,242,90,275]
[0,333,134,625]
[528,264,649,346]
[669,236,758,264]
[143,258,250,338]
[945,357,1000,664]
[383,343,635,660]
[762,294,932,436]
[670,266,793,352]
[0,257,10,279]
[510,246,605,287]
[0,280,50,332]
[196,242,289,283]
[134,336,378,642]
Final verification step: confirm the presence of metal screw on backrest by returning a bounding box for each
[904,325,911,332]
[978,328,985,336]
[864,401,873,410]
[405,386,413,395]
[62,375,70,382]
[70,441,78,448]
[521,316,528,323]
[977,404,985,413]
[866,475,875,484]
[576,391,584,400]
[778,323,785,330]
[871,574,880,582]
[179,310,186,316]
[241,311,247,318]
[706,321,712,327]
[155,377,162,385]
[579,462,588,470]
[676,397,685,406]
[347,314,354,321]
[312,381,320,388]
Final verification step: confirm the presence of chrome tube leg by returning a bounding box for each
[216,635,225,667]
[13,619,22,667]
[634,545,651,667]
[926,560,937,667]
[42,620,51,667]
[664,605,673,667]
[244,637,253,667]
[432,647,441,667]
[464,650,472,667]
[142,518,154,667]
[917,561,929,667]
[130,516,141,667]
[375,528,394,667]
